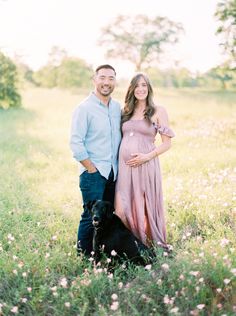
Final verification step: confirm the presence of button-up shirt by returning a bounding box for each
[70,92,121,180]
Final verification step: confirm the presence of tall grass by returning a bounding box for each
[0,87,235,315]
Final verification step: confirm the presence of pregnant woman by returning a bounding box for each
[115,73,175,249]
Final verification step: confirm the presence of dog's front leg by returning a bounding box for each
[93,231,101,263]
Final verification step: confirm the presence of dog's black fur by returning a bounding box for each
[87,200,155,265]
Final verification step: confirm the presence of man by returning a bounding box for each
[70,64,121,255]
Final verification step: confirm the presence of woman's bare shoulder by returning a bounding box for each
[153,105,168,122]
[155,104,167,114]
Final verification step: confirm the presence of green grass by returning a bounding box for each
[0,87,235,315]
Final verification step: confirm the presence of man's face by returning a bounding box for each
[93,68,116,97]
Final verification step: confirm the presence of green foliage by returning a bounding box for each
[33,65,58,88]
[215,0,236,61]
[16,62,37,88]
[56,58,92,89]
[144,64,236,89]
[99,14,184,71]
[146,67,198,88]
[0,88,235,315]
[0,52,21,109]
[206,62,235,89]
[33,56,93,89]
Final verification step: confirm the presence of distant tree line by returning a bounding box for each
[15,46,93,89]
[1,1,235,109]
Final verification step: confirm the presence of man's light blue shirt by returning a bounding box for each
[70,92,121,180]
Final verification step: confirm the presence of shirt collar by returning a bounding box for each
[91,92,111,107]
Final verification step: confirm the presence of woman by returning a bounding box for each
[115,73,174,249]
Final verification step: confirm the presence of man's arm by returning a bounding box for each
[70,105,96,172]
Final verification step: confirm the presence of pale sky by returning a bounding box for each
[0,0,224,78]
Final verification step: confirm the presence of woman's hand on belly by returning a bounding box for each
[126,152,152,167]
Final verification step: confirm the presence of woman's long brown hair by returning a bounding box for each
[121,73,156,125]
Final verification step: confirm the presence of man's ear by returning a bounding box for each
[84,200,96,213]
[104,201,114,219]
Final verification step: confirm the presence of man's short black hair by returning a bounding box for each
[95,64,116,76]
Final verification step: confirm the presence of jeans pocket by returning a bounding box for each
[80,170,100,190]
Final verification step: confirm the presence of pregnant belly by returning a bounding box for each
[119,138,154,162]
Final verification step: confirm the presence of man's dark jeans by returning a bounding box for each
[78,169,115,256]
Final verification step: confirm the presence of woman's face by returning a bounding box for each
[134,76,148,101]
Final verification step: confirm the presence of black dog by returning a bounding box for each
[87,200,154,265]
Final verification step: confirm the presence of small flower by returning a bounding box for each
[11,306,18,314]
[45,253,50,259]
[111,250,117,256]
[189,271,199,277]
[220,238,230,247]
[52,235,57,241]
[18,261,24,269]
[157,279,162,285]
[224,278,231,285]
[216,288,222,293]
[118,282,123,289]
[13,269,18,275]
[111,293,118,300]
[196,304,205,310]
[179,274,185,280]
[64,302,71,308]
[230,268,236,276]
[27,287,32,292]
[170,307,179,314]
[21,298,27,303]
[59,277,68,288]
[163,295,170,304]
[161,263,169,272]
[50,286,57,292]
[110,301,119,311]
[107,258,111,263]
[22,272,27,278]
[145,264,152,270]
[217,303,222,310]
[8,234,15,241]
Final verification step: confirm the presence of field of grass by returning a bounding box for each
[0,87,235,315]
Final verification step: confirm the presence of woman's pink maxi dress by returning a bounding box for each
[115,119,175,247]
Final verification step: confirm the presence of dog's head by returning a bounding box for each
[85,200,114,229]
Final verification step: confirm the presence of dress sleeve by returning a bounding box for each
[157,124,175,138]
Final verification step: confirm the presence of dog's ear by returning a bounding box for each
[104,201,114,219]
[84,200,97,213]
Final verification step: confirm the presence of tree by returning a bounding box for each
[56,57,92,89]
[33,55,93,89]
[48,46,67,67]
[215,0,236,62]
[0,52,21,109]
[207,62,234,89]
[33,65,58,88]
[98,14,183,71]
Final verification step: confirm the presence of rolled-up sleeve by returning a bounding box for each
[70,105,89,162]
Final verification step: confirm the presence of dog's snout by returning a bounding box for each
[92,215,100,227]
